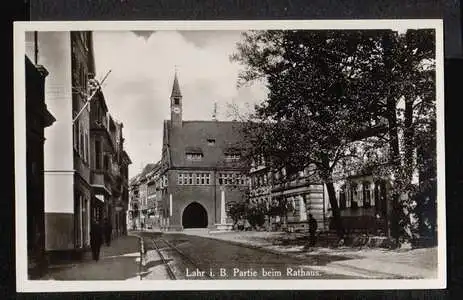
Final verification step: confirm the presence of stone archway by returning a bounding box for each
[182,202,208,228]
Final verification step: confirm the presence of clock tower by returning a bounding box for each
[170,71,182,127]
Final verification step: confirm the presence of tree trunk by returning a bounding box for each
[382,31,402,244]
[404,96,415,185]
[320,154,344,238]
[325,180,344,238]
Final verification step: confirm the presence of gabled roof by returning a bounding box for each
[140,163,157,178]
[163,120,248,169]
[122,150,132,164]
[129,163,155,185]
[129,175,140,186]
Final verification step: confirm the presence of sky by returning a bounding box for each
[92,30,269,177]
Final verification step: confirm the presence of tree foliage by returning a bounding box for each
[227,200,247,226]
[231,29,437,243]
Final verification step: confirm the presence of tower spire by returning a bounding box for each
[171,67,182,98]
[170,66,183,127]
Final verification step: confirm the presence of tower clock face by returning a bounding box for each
[173,107,180,114]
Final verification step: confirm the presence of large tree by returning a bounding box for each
[231,29,436,242]
[370,29,436,243]
[231,30,386,237]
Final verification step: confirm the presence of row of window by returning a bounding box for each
[218,173,247,186]
[71,43,89,106]
[249,196,271,206]
[176,172,248,186]
[250,166,317,188]
[337,183,387,209]
[75,126,124,173]
[178,173,211,185]
[184,153,242,161]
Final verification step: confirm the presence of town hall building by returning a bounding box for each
[159,73,248,231]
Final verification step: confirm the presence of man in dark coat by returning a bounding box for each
[103,217,112,246]
[308,214,318,247]
[90,220,103,261]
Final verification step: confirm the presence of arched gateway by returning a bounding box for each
[182,202,208,228]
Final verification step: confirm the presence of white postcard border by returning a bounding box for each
[14,19,446,292]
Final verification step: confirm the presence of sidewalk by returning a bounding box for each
[39,234,143,280]
[181,229,438,279]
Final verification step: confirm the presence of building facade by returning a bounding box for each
[248,156,327,232]
[119,150,132,236]
[25,53,56,278]
[128,178,140,230]
[127,163,159,230]
[144,162,162,228]
[159,73,249,231]
[326,139,392,235]
[90,86,132,238]
[71,31,94,252]
[25,31,94,258]
[25,31,131,262]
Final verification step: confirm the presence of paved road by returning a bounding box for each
[41,231,397,280]
[140,232,359,280]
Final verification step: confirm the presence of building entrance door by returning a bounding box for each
[182,202,208,228]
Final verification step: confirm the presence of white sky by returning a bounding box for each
[92,30,269,177]
[91,27,424,178]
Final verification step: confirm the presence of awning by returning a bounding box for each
[95,194,105,203]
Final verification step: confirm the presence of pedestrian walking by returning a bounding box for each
[90,219,103,261]
[244,219,252,231]
[308,214,318,247]
[103,217,112,247]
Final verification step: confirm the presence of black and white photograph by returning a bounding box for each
[14,20,446,292]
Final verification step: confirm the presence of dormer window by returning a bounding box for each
[224,148,241,161]
[186,153,203,160]
[225,153,241,160]
[185,147,203,161]
[207,139,216,146]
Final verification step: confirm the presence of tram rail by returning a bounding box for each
[150,237,212,280]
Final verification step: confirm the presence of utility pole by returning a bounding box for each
[72,69,112,124]
[34,31,38,64]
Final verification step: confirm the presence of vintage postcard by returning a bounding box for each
[14,20,446,292]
